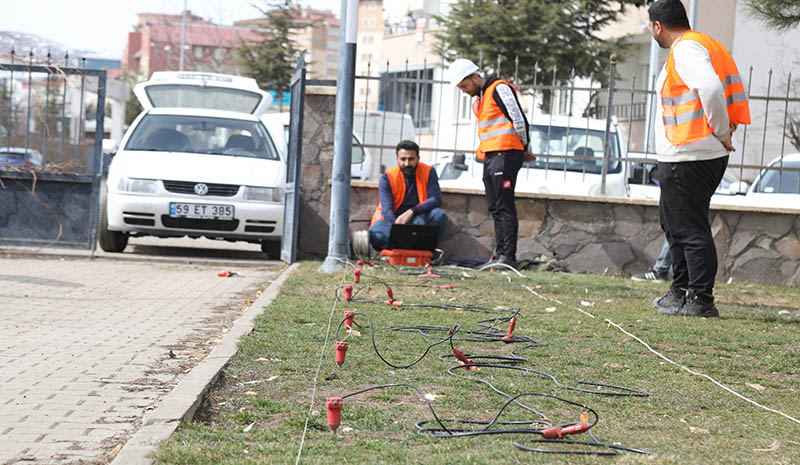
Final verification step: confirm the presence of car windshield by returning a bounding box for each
[526,125,621,174]
[125,114,280,160]
[755,160,800,194]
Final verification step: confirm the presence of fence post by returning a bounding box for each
[600,53,617,196]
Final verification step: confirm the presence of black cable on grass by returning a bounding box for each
[340,383,453,435]
[329,265,651,456]
[334,312,460,370]
[447,363,650,398]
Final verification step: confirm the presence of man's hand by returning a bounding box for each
[721,122,737,152]
[523,151,536,163]
[395,210,414,225]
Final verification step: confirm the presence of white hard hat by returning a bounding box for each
[447,58,479,86]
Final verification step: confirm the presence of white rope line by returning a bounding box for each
[523,285,800,426]
[295,259,352,465]
[523,286,596,319]
[605,319,800,425]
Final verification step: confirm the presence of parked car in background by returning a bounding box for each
[261,112,374,180]
[0,147,44,167]
[628,158,749,204]
[101,72,286,258]
[435,115,629,197]
[741,153,800,209]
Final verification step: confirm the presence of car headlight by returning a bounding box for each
[117,177,158,194]
[244,186,284,202]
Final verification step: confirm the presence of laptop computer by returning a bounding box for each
[386,224,439,252]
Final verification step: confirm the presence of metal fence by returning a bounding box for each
[0,50,106,249]
[352,53,800,198]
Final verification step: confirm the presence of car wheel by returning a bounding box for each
[261,240,281,260]
[98,192,128,253]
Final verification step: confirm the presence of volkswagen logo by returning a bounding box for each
[194,183,209,195]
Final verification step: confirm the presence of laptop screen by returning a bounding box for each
[386,224,439,251]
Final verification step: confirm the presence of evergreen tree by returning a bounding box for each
[746,0,800,31]
[435,0,643,85]
[746,0,800,150]
[238,0,300,111]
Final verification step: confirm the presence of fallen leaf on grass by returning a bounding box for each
[604,299,613,303]
[267,375,278,382]
[347,329,362,337]
[256,357,269,363]
[777,310,790,316]
[688,426,709,434]
[341,426,353,433]
[580,300,594,307]
[242,422,255,432]
[680,414,691,423]
[753,440,780,452]
[245,391,258,396]
[544,307,557,313]
[745,382,766,391]
[424,393,438,401]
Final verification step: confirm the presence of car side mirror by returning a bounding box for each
[102,138,118,156]
[453,153,468,171]
[729,181,749,195]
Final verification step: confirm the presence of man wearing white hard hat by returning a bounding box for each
[448,58,535,268]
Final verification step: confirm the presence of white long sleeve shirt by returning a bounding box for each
[654,38,731,162]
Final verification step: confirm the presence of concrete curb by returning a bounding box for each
[110,262,301,465]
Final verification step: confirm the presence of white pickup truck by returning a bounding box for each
[434,115,629,197]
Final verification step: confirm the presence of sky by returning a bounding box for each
[0,0,345,58]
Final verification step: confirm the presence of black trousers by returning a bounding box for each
[658,156,728,296]
[482,150,524,259]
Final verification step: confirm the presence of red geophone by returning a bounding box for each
[343,285,353,301]
[501,317,517,343]
[334,341,349,366]
[541,422,591,439]
[343,311,355,329]
[326,397,343,432]
[354,268,361,283]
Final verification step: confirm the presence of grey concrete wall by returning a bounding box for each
[298,86,800,287]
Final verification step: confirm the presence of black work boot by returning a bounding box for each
[654,288,685,315]
[676,291,719,318]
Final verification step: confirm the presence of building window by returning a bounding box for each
[194,46,203,59]
[363,18,375,28]
[364,1,377,10]
[457,93,473,122]
[379,68,435,129]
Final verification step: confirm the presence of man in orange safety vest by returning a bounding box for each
[447,59,535,268]
[648,0,750,318]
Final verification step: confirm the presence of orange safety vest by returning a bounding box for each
[472,79,525,160]
[661,30,751,146]
[370,163,431,225]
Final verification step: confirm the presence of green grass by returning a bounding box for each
[154,262,800,464]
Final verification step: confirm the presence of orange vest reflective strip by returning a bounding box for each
[370,163,431,226]
[472,79,524,160]
[661,30,751,145]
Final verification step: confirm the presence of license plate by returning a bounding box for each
[169,202,234,220]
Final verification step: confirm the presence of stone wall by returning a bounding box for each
[297,87,800,287]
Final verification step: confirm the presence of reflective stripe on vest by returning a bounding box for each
[370,163,431,226]
[472,79,524,160]
[661,30,751,146]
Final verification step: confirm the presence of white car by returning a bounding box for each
[436,115,629,197]
[742,152,800,209]
[261,112,373,180]
[100,72,285,258]
[0,147,44,166]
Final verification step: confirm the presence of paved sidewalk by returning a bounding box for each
[0,253,284,464]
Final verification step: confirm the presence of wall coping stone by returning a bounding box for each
[350,180,800,216]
